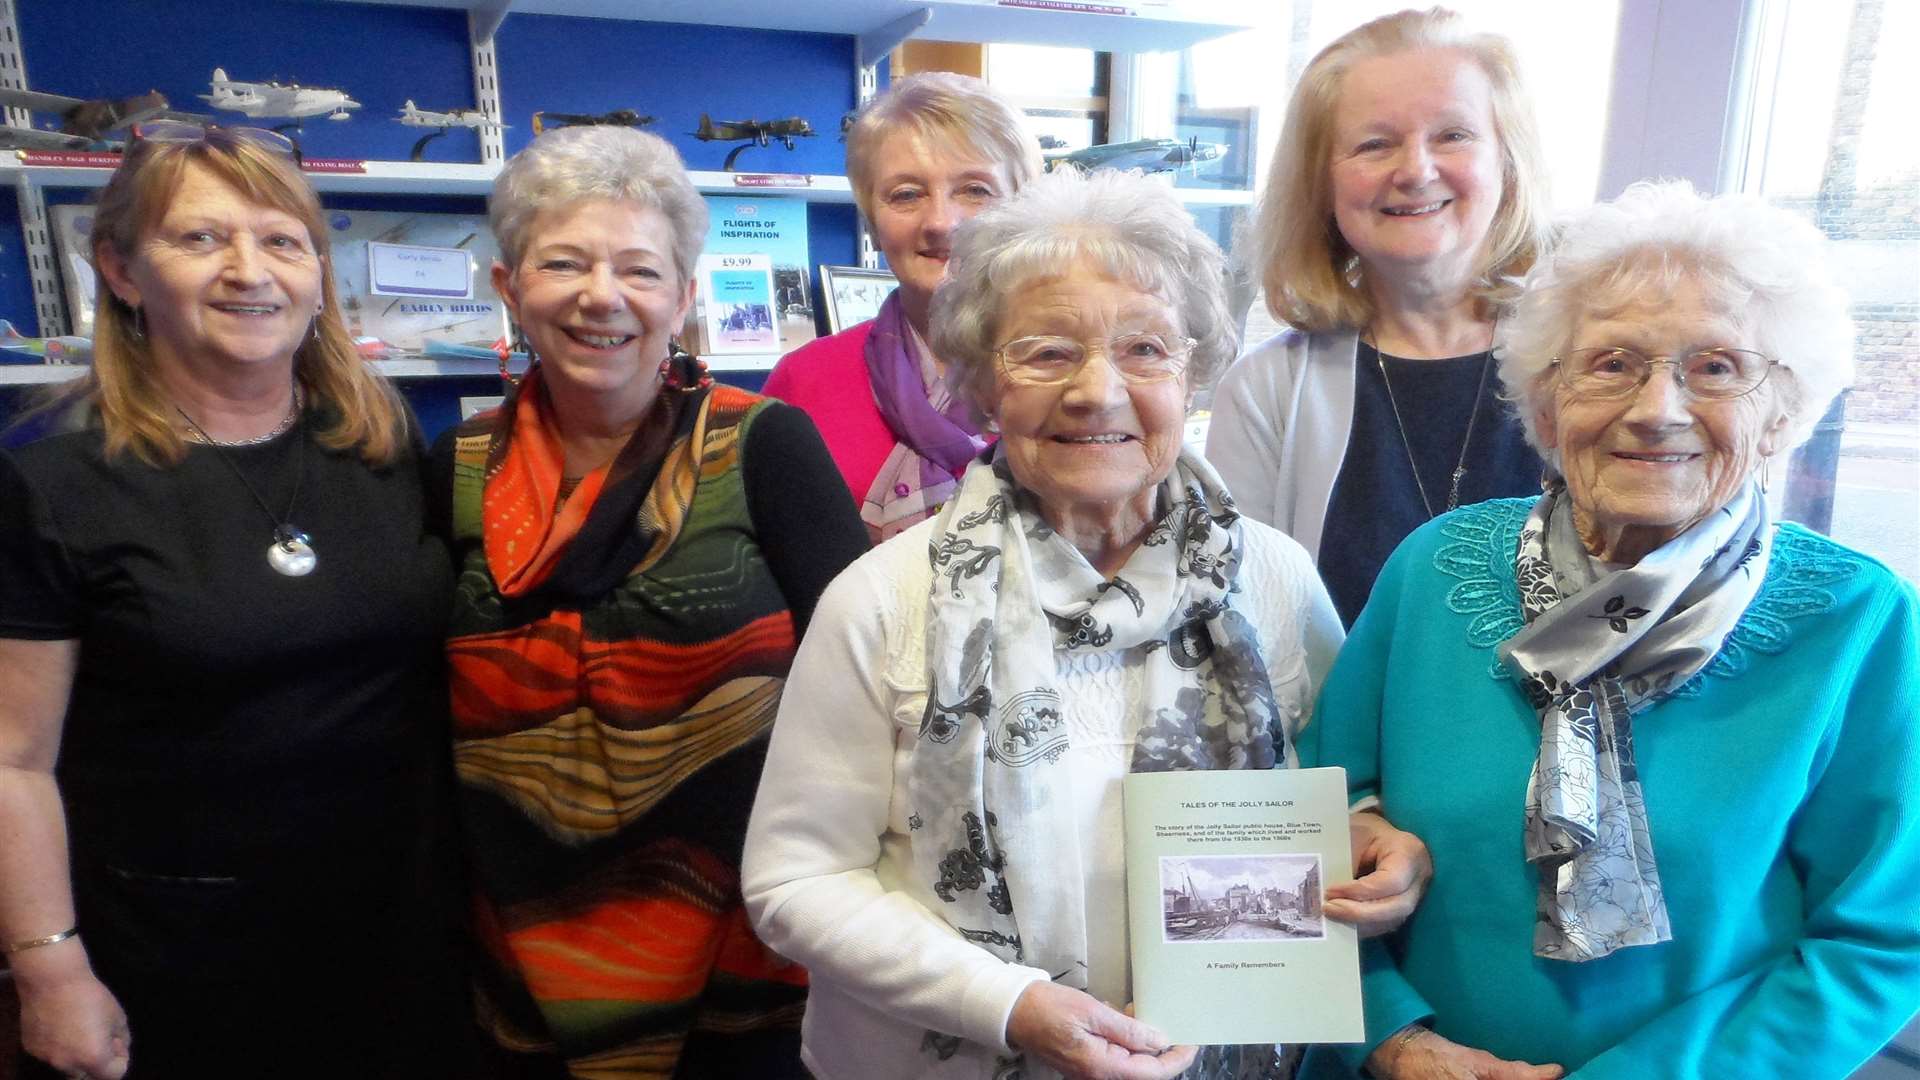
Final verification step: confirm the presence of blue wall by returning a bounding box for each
[3,0,862,433]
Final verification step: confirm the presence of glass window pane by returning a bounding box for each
[1740,0,1919,583]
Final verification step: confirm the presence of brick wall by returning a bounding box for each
[1851,301,1920,425]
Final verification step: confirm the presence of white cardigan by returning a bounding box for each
[742,515,1343,1080]
[1204,328,1361,563]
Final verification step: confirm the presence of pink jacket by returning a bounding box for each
[763,321,896,501]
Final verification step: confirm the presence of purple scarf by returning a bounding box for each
[860,290,988,541]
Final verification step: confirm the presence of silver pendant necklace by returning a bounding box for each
[1375,345,1495,519]
[174,386,316,577]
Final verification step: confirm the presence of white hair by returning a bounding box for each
[928,168,1238,419]
[1497,179,1855,455]
[490,125,708,285]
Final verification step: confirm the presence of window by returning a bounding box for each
[1737,0,1919,583]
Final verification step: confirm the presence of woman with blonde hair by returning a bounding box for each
[0,124,462,1077]
[765,71,1041,542]
[1207,7,1552,627]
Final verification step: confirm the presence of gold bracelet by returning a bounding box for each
[4,927,77,954]
[1383,1024,1428,1070]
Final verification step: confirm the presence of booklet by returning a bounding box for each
[1123,767,1364,1046]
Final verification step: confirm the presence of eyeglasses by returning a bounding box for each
[131,121,299,160]
[1551,346,1777,401]
[995,332,1197,386]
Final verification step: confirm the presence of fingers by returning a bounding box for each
[1081,1000,1171,1056]
[1323,893,1419,938]
[1327,856,1417,901]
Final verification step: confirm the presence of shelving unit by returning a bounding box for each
[2,352,785,383]
[0,156,856,201]
[0,1,1256,381]
[331,0,1257,55]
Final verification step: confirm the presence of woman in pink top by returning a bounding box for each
[764,73,1040,542]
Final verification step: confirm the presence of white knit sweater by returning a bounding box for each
[742,514,1344,1079]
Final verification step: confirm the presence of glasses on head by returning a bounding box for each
[131,120,299,160]
[995,331,1197,387]
[1551,346,1777,401]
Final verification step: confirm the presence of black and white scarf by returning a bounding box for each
[1500,480,1771,961]
[907,446,1298,1079]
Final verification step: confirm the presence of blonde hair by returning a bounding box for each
[1249,7,1550,332]
[61,131,403,466]
[845,72,1042,223]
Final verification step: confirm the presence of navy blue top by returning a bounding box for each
[1319,343,1543,627]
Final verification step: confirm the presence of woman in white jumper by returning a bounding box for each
[1205,8,1551,627]
[744,169,1429,1080]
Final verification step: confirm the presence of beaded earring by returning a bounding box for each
[660,339,713,394]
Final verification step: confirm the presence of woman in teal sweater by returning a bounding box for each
[1305,180,1920,1079]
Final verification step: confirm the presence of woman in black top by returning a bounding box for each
[0,126,463,1078]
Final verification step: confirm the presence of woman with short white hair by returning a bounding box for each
[434,124,866,1077]
[765,72,1041,542]
[1303,180,1920,1079]
[745,169,1431,1080]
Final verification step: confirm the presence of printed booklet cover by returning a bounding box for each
[1124,767,1363,1046]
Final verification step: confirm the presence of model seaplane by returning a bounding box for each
[202,69,360,128]
[692,113,815,170]
[0,86,211,152]
[1045,136,1227,175]
[396,100,506,161]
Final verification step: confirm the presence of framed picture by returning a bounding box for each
[819,265,898,334]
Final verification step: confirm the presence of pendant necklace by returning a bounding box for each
[174,384,317,577]
[1375,344,1495,519]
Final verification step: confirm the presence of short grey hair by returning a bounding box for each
[929,169,1238,420]
[489,125,709,286]
[1497,179,1855,456]
[846,72,1042,222]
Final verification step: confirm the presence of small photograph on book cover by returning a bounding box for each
[1159,854,1325,943]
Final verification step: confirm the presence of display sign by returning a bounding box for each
[696,253,778,354]
[687,195,814,359]
[368,241,475,299]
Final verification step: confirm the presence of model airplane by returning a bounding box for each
[0,86,210,152]
[530,109,655,136]
[397,100,505,132]
[693,113,815,170]
[0,319,92,364]
[397,100,507,161]
[1045,136,1227,175]
[202,69,360,123]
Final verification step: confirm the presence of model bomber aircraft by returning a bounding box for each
[530,109,656,135]
[1045,136,1227,175]
[0,86,210,151]
[202,69,360,122]
[693,113,815,149]
[397,100,506,132]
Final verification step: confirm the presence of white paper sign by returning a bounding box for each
[368,242,474,299]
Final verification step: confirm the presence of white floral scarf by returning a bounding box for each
[1500,480,1771,961]
[908,446,1299,1079]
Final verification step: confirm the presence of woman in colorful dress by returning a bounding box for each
[1205,7,1551,627]
[763,72,1041,542]
[433,125,867,1077]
